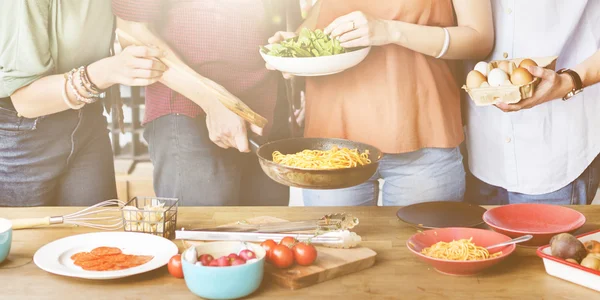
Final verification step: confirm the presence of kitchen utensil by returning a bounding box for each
[483,204,586,246]
[259,44,371,76]
[193,213,359,233]
[486,234,533,250]
[116,28,267,128]
[176,229,361,249]
[396,201,487,229]
[10,199,125,230]
[33,232,178,280]
[122,197,179,239]
[249,137,382,189]
[0,218,11,264]
[537,229,600,292]
[182,241,266,299]
[406,227,516,276]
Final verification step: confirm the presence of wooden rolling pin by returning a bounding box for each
[115,29,268,129]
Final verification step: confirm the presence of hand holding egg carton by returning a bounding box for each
[463,56,558,106]
[121,197,179,239]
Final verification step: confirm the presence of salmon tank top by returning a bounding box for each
[304,0,464,154]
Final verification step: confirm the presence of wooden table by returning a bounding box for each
[1,206,599,299]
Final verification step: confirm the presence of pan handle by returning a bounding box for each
[248,133,266,155]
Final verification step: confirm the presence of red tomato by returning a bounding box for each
[260,239,277,261]
[208,260,219,267]
[292,242,317,266]
[231,258,246,266]
[217,256,231,267]
[167,254,184,278]
[271,245,294,269]
[199,254,214,266]
[279,236,297,248]
[227,253,239,261]
[238,249,256,261]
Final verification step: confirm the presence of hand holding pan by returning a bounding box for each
[248,136,383,189]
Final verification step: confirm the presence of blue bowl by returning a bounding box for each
[0,218,12,264]
[182,241,266,300]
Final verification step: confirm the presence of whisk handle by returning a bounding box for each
[11,217,52,230]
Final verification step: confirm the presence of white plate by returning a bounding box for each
[34,232,178,280]
[260,45,371,77]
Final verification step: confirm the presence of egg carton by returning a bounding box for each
[463,56,558,106]
[121,197,179,240]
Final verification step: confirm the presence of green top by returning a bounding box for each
[0,0,114,97]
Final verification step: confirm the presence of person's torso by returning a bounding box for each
[155,0,276,96]
[465,0,600,194]
[48,0,114,73]
[304,0,463,154]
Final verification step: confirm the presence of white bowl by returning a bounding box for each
[260,46,371,77]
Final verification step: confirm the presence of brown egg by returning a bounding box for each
[466,70,486,88]
[511,67,534,85]
[497,61,511,74]
[519,58,538,69]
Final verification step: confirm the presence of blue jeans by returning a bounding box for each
[302,147,466,206]
[467,155,600,205]
[0,102,116,206]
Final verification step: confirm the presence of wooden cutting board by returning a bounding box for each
[183,216,377,290]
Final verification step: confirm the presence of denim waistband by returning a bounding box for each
[0,97,15,111]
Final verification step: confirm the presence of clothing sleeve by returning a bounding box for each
[0,0,53,97]
[112,0,163,23]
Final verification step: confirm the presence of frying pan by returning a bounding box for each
[249,137,383,189]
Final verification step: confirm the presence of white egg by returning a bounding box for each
[474,61,489,76]
[487,69,509,87]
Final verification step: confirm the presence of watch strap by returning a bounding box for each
[557,68,584,100]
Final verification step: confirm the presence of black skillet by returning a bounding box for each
[249,137,382,189]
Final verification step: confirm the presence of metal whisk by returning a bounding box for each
[11,199,126,230]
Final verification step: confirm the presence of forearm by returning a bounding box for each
[385,21,492,60]
[11,59,112,118]
[573,49,600,88]
[116,19,220,111]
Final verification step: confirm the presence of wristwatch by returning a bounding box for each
[556,68,584,100]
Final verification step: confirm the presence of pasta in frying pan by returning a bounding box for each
[272,146,371,170]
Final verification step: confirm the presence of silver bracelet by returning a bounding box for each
[62,73,85,110]
[436,27,450,59]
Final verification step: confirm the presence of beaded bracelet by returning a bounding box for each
[67,69,96,104]
[62,73,85,110]
[79,66,106,98]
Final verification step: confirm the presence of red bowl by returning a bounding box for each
[483,204,586,247]
[406,227,515,276]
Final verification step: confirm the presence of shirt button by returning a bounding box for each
[503,52,509,58]
[505,137,512,143]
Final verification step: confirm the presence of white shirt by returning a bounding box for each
[465,0,600,195]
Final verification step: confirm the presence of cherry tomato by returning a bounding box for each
[271,244,294,269]
[167,254,184,278]
[199,254,214,266]
[279,236,297,248]
[292,242,317,266]
[238,249,256,261]
[217,256,231,267]
[208,260,219,267]
[227,253,239,261]
[260,239,277,261]
[231,258,246,266]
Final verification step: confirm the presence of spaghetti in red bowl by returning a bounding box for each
[407,227,516,276]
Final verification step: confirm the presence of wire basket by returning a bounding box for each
[122,197,179,240]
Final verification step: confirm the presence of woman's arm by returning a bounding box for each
[325,0,494,60]
[11,47,166,118]
[575,49,600,88]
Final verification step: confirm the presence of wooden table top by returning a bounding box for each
[1,206,599,299]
